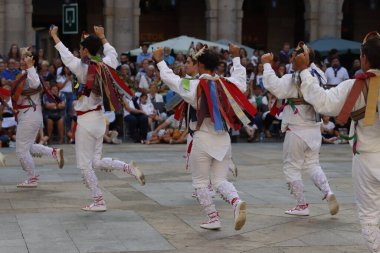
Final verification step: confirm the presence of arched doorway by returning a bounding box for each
[139,0,206,45]
[242,0,305,51]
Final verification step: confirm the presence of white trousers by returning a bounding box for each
[352,152,380,253]
[76,111,136,201]
[190,132,240,215]
[16,109,54,179]
[283,131,332,205]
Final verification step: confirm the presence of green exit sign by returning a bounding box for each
[62,3,78,34]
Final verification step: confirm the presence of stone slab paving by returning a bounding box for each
[0,142,368,252]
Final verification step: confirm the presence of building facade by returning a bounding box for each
[0,0,379,59]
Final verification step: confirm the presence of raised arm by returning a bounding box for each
[153,48,197,106]
[299,69,354,116]
[24,56,40,89]
[224,44,246,92]
[50,26,88,83]
[94,26,118,69]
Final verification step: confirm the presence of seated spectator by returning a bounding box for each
[123,96,149,143]
[321,115,338,144]
[251,49,259,67]
[37,48,46,66]
[135,59,149,85]
[103,110,122,144]
[279,42,291,64]
[144,114,187,144]
[117,53,137,76]
[1,58,20,86]
[54,58,63,76]
[136,43,152,69]
[57,66,74,131]
[139,93,161,130]
[175,52,185,64]
[254,63,264,91]
[139,64,155,94]
[0,87,16,145]
[262,92,283,138]
[119,64,137,92]
[148,83,164,103]
[163,47,175,66]
[0,60,6,77]
[43,85,66,144]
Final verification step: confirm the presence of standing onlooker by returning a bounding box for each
[39,61,55,84]
[217,61,227,77]
[43,85,66,144]
[7,44,21,62]
[279,42,291,64]
[54,58,63,76]
[56,66,74,131]
[136,43,152,68]
[254,63,264,91]
[38,48,46,65]
[324,56,349,86]
[349,59,361,78]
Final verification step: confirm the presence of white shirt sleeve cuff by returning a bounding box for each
[156,60,168,70]
[263,63,272,71]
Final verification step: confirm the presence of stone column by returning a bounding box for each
[24,0,35,47]
[318,0,344,38]
[104,0,114,44]
[217,0,235,41]
[0,0,5,55]
[235,0,244,43]
[4,0,25,52]
[205,0,218,41]
[304,0,320,41]
[112,0,140,54]
[132,0,140,48]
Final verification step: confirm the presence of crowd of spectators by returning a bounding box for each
[0,41,357,147]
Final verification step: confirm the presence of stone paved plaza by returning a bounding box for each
[0,142,368,253]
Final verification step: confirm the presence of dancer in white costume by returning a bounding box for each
[296,31,380,253]
[153,44,250,230]
[261,42,339,216]
[10,49,64,188]
[50,25,145,212]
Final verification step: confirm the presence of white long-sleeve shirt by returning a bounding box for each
[17,67,41,108]
[263,63,325,151]
[300,69,380,153]
[157,57,246,160]
[54,41,118,112]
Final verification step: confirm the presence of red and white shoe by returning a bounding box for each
[17,175,39,188]
[234,200,247,231]
[200,212,221,230]
[324,193,339,215]
[52,148,64,169]
[285,204,310,216]
[82,199,107,212]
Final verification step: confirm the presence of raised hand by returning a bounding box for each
[94,26,105,39]
[229,43,240,58]
[49,25,59,38]
[24,56,35,69]
[261,53,274,65]
[292,52,309,72]
[152,48,164,63]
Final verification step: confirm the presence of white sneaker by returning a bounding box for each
[82,202,107,212]
[129,161,145,186]
[200,212,221,230]
[326,193,339,215]
[53,148,64,169]
[285,204,310,216]
[234,200,247,231]
[17,176,39,188]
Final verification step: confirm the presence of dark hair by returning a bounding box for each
[7,44,20,61]
[362,37,380,69]
[187,55,197,65]
[197,49,219,71]
[80,34,102,56]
